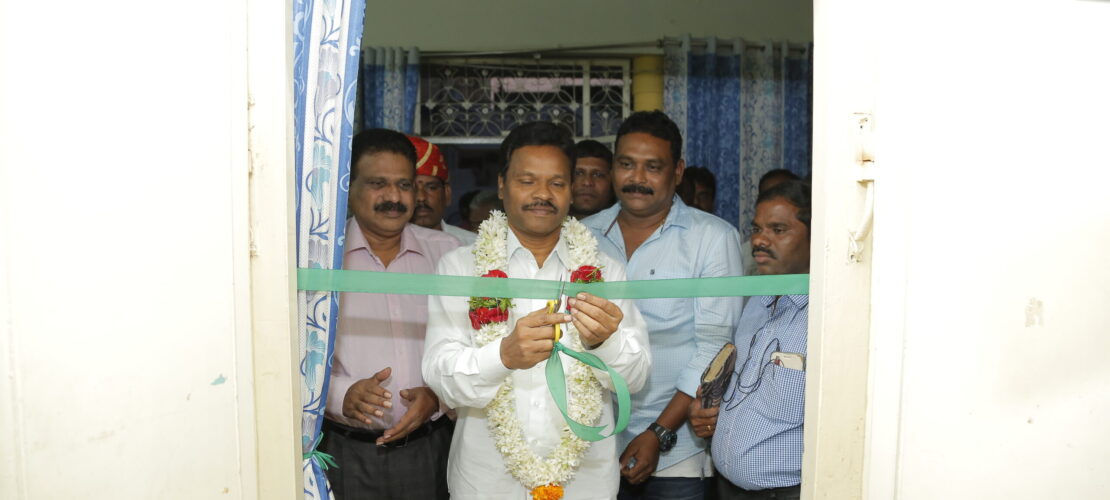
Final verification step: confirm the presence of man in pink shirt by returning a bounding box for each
[320,128,461,500]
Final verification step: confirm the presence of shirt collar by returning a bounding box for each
[506,226,572,271]
[758,293,809,309]
[663,195,693,231]
[584,194,692,233]
[345,218,425,258]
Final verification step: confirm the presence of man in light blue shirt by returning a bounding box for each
[583,111,744,500]
[689,180,811,500]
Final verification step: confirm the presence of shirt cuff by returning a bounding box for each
[586,328,626,364]
[476,338,513,383]
[676,370,700,398]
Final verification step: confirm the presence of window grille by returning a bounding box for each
[418,58,631,144]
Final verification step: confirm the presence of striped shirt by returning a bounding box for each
[712,294,809,490]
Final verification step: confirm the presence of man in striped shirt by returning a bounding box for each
[689,180,812,500]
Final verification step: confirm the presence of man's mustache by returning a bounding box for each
[522,200,556,211]
[621,184,654,195]
[753,245,776,259]
[374,201,409,212]
[413,201,432,212]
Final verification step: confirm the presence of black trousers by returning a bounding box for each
[320,418,453,500]
[715,475,800,500]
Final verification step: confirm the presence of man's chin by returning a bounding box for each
[411,215,439,228]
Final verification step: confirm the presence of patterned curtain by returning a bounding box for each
[664,35,812,238]
[360,47,420,133]
[293,0,365,497]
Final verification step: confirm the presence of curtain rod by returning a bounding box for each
[422,37,809,58]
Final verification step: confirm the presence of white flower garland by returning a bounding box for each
[471,210,605,490]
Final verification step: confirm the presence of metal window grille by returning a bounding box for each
[418,58,631,144]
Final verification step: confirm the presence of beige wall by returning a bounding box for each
[362,0,813,51]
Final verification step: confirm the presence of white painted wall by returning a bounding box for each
[362,0,813,51]
[0,0,268,498]
[812,1,1110,498]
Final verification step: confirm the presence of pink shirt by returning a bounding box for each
[325,218,461,430]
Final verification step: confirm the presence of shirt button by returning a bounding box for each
[532,400,541,408]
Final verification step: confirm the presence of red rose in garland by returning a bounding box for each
[468,270,512,329]
[569,265,602,284]
[567,265,603,312]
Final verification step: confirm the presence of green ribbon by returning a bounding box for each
[545,343,631,442]
[297,268,809,298]
[297,269,807,444]
[303,432,338,470]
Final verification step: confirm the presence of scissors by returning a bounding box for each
[546,278,567,343]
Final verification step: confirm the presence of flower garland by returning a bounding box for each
[469,210,606,499]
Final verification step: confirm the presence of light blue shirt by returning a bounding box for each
[583,196,744,472]
[712,294,809,490]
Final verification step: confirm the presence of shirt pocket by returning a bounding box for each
[756,363,806,425]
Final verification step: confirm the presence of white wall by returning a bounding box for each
[0,0,260,498]
[872,2,1110,497]
[362,0,812,51]
[810,1,1110,498]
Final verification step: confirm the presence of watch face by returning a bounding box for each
[662,432,676,451]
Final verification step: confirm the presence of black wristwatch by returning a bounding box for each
[648,422,677,452]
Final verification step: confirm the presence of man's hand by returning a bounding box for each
[567,292,623,349]
[499,307,571,370]
[377,387,439,445]
[619,431,660,485]
[689,386,720,439]
[342,367,392,426]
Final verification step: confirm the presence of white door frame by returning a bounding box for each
[246,0,302,497]
[804,1,882,498]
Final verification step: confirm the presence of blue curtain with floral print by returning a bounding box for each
[664,34,812,238]
[293,0,365,497]
[360,47,420,133]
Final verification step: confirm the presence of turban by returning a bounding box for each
[407,135,448,182]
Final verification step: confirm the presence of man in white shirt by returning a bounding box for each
[423,122,652,500]
[408,135,477,245]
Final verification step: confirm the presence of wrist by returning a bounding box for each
[498,337,515,369]
[648,422,677,452]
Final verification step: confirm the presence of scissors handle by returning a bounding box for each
[547,299,562,343]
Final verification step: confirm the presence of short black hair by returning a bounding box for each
[758,168,801,192]
[575,139,613,165]
[499,122,576,178]
[350,128,417,182]
[615,110,682,164]
[684,166,716,195]
[756,180,811,231]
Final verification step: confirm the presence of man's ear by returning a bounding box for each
[674,159,686,187]
[497,175,505,200]
[444,183,453,204]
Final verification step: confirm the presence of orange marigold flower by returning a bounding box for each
[530,484,564,500]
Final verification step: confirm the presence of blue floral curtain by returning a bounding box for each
[664,35,812,238]
[360,47,420,133]
[293,0,365,497]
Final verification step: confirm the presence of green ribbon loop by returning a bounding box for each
[303,432,338,470]
[298,268,809,298]
[545,343,631,442]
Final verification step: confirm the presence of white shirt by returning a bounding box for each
[442,221,477,246]
[423,229,652,500]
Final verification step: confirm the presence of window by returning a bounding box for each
[418,58,630,143]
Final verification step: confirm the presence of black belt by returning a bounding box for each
[733,484,800,499]
[323,417,450,448]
